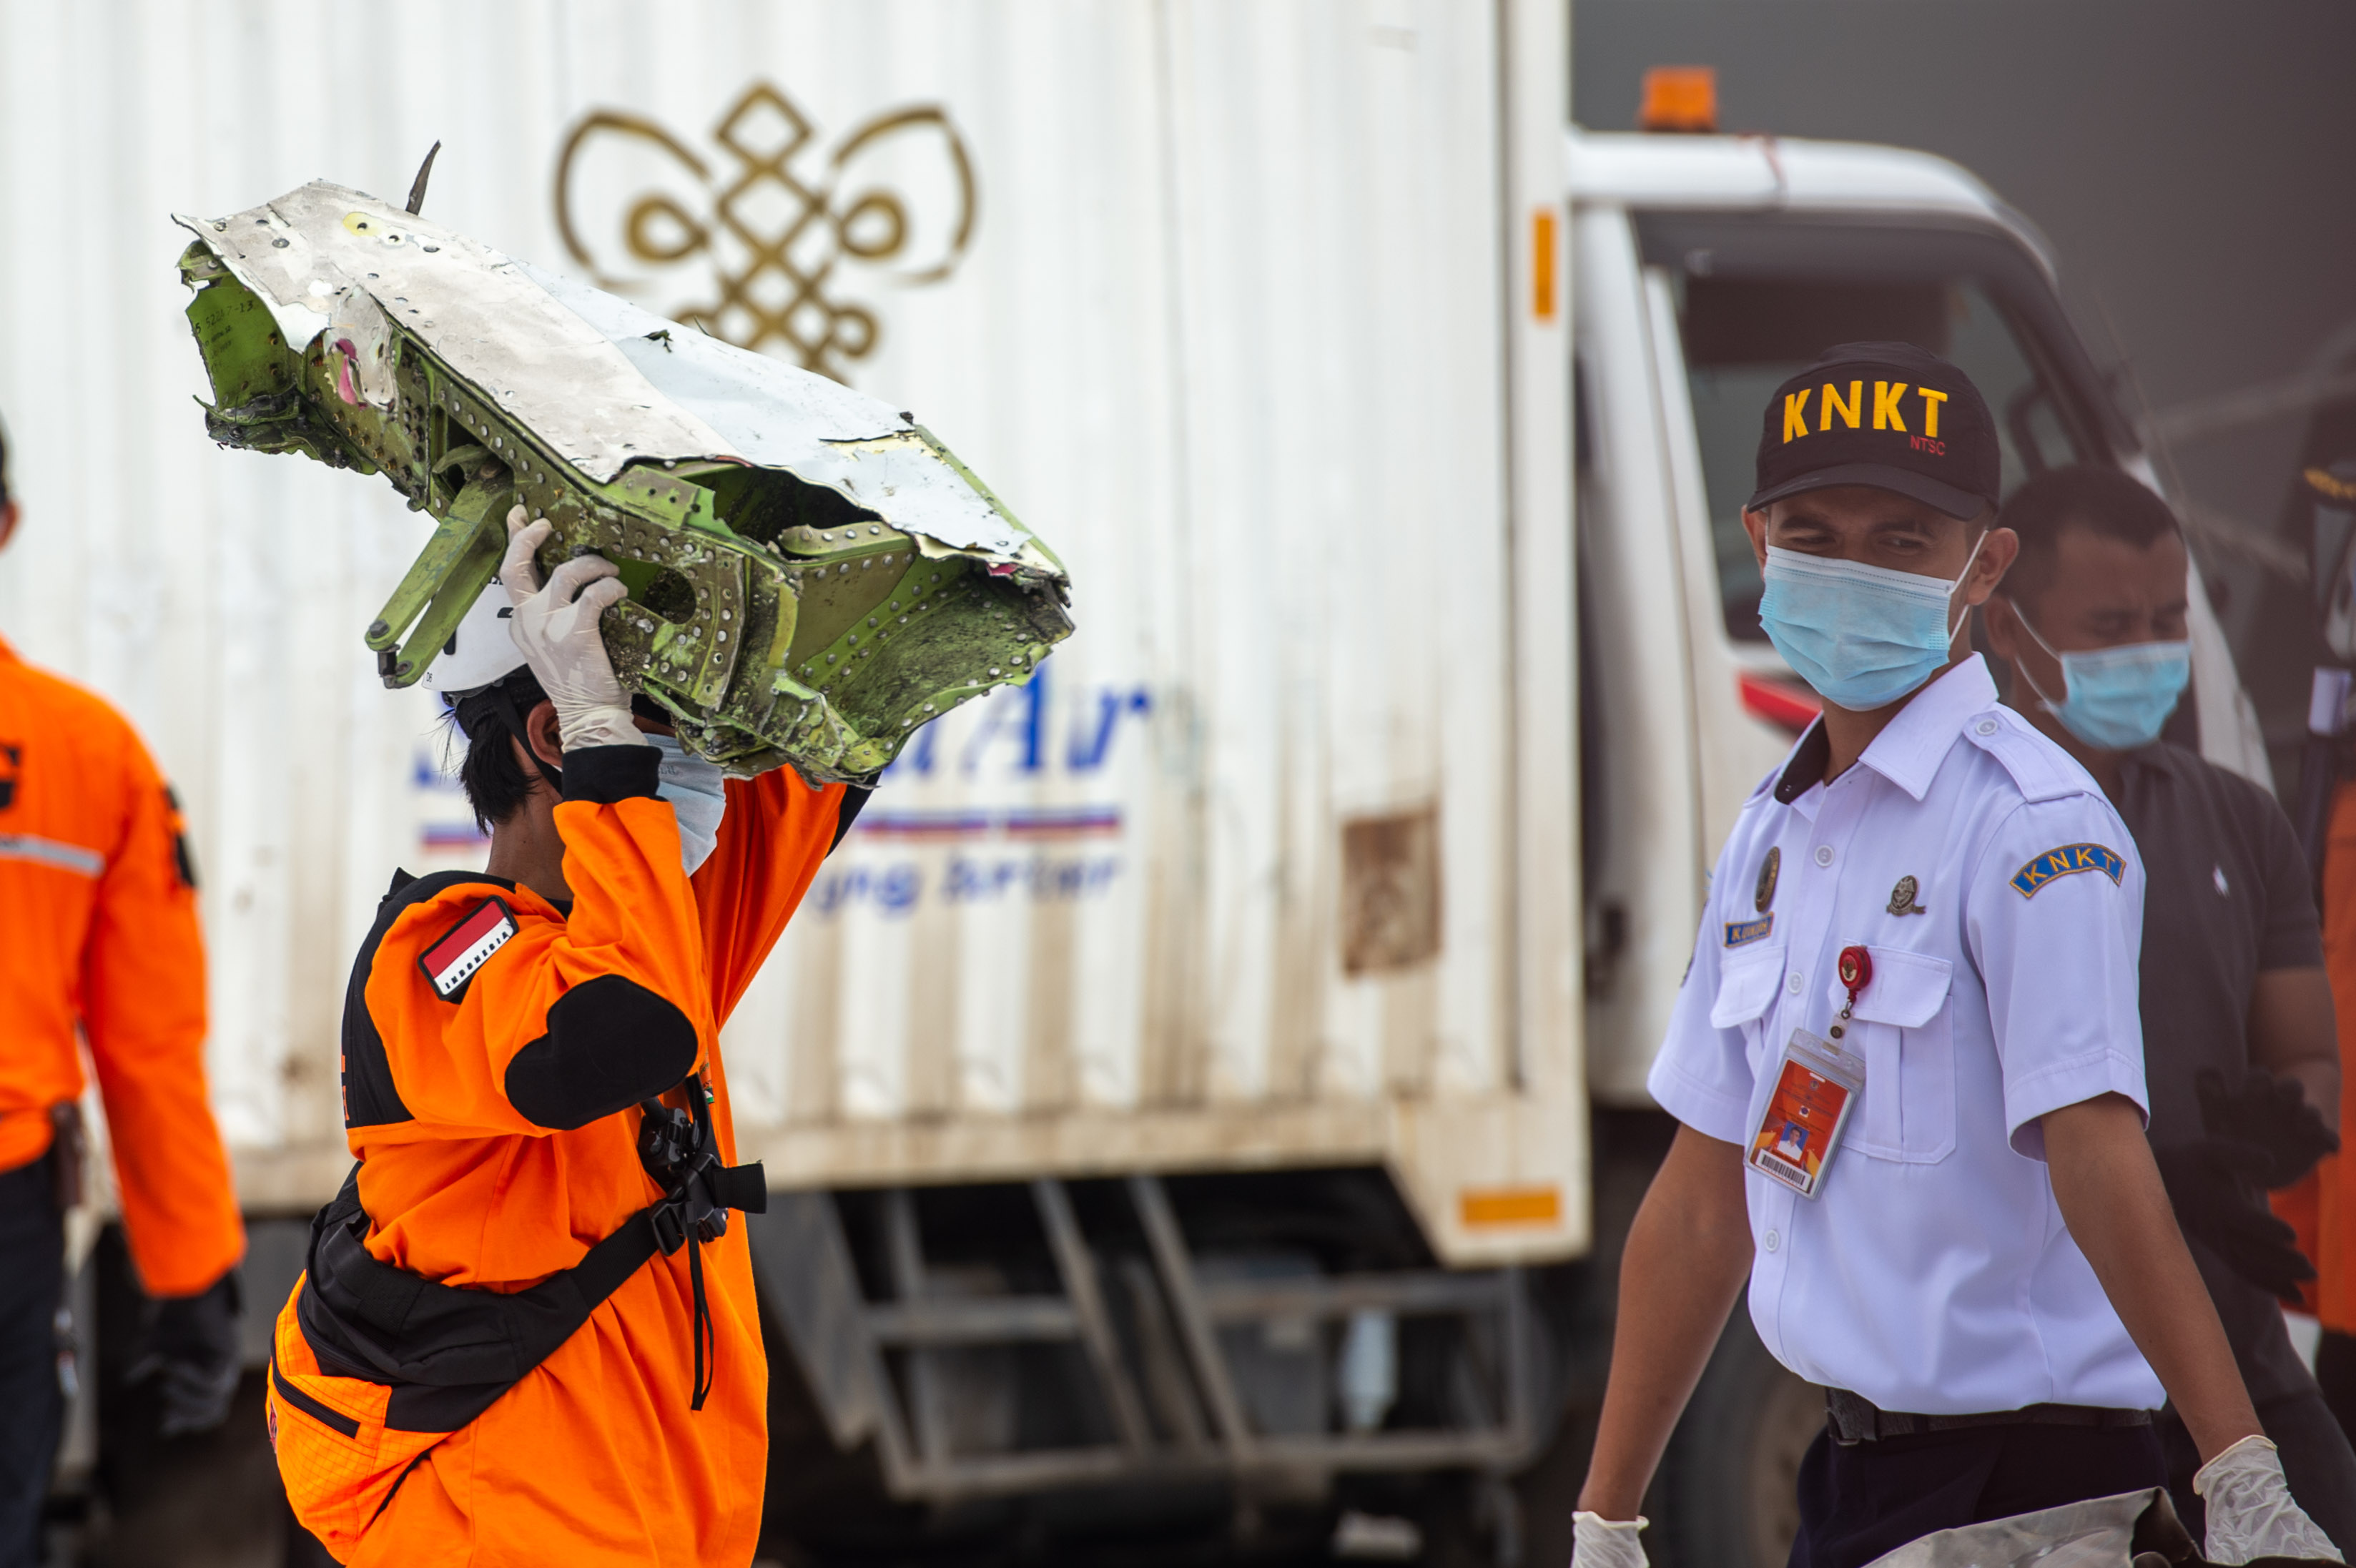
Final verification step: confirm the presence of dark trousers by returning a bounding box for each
[1787,1419,2166,1568]
[2161,1389,2356,1554]
[2322,1328,2356,1439]
[0,1158,62,1568]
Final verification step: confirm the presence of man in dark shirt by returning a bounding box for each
[1981,463,2356,1545]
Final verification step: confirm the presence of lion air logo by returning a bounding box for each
[555,81,977,382]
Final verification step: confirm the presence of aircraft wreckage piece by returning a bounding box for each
[172,180,1071,781]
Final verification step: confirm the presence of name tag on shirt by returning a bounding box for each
[1748,1029,1865,1200]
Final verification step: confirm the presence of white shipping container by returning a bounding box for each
[0,0,1579,1266]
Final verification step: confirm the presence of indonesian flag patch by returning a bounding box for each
[418,897,517,1000]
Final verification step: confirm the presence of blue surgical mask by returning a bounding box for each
[649,733,727,874]
[1758,533,1986,711]
[2007,602,2191,750]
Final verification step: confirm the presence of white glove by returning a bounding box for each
[2197,1434,2345,1564]
[499,508,644,754]
[1571,1512,1649,1568]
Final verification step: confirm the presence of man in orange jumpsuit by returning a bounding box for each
[2279,429,2356,1441]
[0,415,247,1567]
[267,510,865,1565]
[2315,785,2356,1434]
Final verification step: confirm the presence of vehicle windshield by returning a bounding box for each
[1643,222,2114,644]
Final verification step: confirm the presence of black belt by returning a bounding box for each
[1825,1386,2154,1445]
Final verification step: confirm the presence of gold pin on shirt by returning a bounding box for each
[1888,875,1928,917]
[1755,847,1781,913]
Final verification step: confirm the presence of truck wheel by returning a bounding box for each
[1646,1311,1820,1568]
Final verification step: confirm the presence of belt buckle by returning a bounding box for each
[1825,1388,1877,1446]
[650,1201,689,1256]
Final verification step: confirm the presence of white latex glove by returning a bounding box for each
[2197,1435,2345,1564]
[1571,1512,1649,1568]
[499,507,644,754]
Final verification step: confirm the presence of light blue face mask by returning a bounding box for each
[1757,533,1986,711]
[649,733,727,874]
[2007,602,2192,751]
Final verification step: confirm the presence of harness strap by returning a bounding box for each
[635,1074,764,1411]
[296,1077,764,1432]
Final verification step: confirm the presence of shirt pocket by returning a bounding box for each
[1836,946,1956,1164]
[1710,940,1788,1065]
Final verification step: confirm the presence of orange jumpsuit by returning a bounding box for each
[0,634,241,1296]
[267,746,846,1567]
[2285,782,2356,1346]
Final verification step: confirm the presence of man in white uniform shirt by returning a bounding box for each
[1569,345,2338,1568]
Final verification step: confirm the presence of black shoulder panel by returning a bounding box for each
[502,974,699,1131]
[341,869,519,1130]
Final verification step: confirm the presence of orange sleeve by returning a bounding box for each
[367,784,718,1135]
[2312,779,2356,1330]
[691,769,849,1027]
[82,738,244,1298]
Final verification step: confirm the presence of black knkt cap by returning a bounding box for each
[1748,342,2001,521]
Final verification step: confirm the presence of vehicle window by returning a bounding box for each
[1672,270,2090,643]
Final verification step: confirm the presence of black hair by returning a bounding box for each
[1997,465,2181,612]
[448,668,552,831]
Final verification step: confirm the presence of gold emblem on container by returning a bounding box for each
[554,81,977,380]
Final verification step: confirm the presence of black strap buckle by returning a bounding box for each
[634,1075,768,1411]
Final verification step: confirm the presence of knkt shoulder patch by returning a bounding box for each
[418,897,517,1000]
[2010,843,2124,899]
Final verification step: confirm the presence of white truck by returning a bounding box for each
[0,6,2261,1565]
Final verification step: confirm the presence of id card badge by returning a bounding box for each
[1747,1027,1865,1200]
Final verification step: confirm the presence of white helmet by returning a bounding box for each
[418,580,528,697]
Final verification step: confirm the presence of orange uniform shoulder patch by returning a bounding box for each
[416,897,517,1000]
